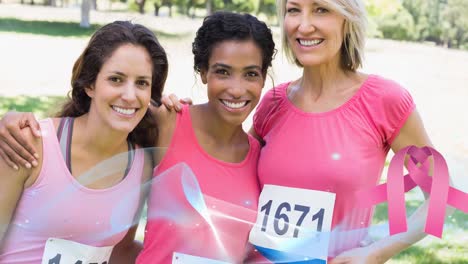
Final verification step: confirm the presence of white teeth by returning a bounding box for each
[221,100,247,109]
[112,106,136,115]
[299,39,323,46]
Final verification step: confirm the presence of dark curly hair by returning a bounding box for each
[192,11,275,77]
[58,21,168,147]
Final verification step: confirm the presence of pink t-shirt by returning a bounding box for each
[0,118,145,263]
[253,75,415,257]
[137,105,261,264]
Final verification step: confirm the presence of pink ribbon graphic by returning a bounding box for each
[356,146,468,238]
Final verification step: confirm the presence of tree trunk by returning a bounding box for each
[80,0,91,28]
[185,2,191,16]
[91,0,97,10]
[154,3,160,16]
[136,0,146,14]
[168,3,172,17]
[206,0,212,16]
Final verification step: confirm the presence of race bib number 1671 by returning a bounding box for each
[249,185,336,260]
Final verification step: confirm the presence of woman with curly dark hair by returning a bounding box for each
[135,11,275,263]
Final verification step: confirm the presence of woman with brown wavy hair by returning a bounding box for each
[0,20,167,263]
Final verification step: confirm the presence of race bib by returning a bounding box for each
[172,252,230,264]
[42,238,113,264]
[249,185,335,262]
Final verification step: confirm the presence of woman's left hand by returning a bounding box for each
[330,246,385,264]
[158,94,192,112]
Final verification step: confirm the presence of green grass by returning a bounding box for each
[389,240,468,264]
[373,201,468,263]
[0,17,189,38]
[373,202,468,230]
[366,185,468,263]
[0,18,99,37]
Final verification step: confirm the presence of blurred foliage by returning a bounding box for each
[377,7,416,41]
[367,0,467,49]
[141,0,466,49]
[0,96,66,119]
[8,0,466,49]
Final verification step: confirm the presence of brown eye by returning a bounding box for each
[215,69,229,76]
[287,7,300,13]
[109,76,122,83]
[136,80,150,87]
[246,71,260,78]
[316,7,329,13]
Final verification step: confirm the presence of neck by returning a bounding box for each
[193,104,246,146]
[73,114,129,156]
[299,57,351,97]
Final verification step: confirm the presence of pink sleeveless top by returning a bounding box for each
[137,105,261,264]
[0,118,145,263]
[253,75,415,257]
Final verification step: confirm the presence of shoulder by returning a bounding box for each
[360,75,416,144]
[365,75,413,104]
[253,82,290,138]
[259,82,289,105]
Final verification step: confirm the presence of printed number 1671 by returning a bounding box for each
[260,200,324,237]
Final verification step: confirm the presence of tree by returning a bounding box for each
[365,0,403,38]
[80,0,91,28]
[136,0,146,14]
[441,0,468,48]
[153,0,173,16]
[402,0,445,44]
[206,0,213,15]
[378,7,416,40]
[257,0,276,18]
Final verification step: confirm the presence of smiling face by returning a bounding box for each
[86,44,152,134]
[201,40,265,127]
[284,0,345,68]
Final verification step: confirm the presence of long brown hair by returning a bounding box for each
[58,21,168,147]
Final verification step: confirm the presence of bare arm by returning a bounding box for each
[109,225,142,264]
[332,110,455,263]
[0,112,41,169]
[150,105,177,166]
[368,110,455,261]
[0,128,38,248]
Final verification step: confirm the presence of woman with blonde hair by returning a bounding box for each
[247,0,437,263]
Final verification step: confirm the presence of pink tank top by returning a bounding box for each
[253,75,415,257]
[137,105,261,264]
[0,118,146,263]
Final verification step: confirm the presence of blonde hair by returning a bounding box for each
[277,0,367,71]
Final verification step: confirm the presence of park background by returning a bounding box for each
[0,0,467,263]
